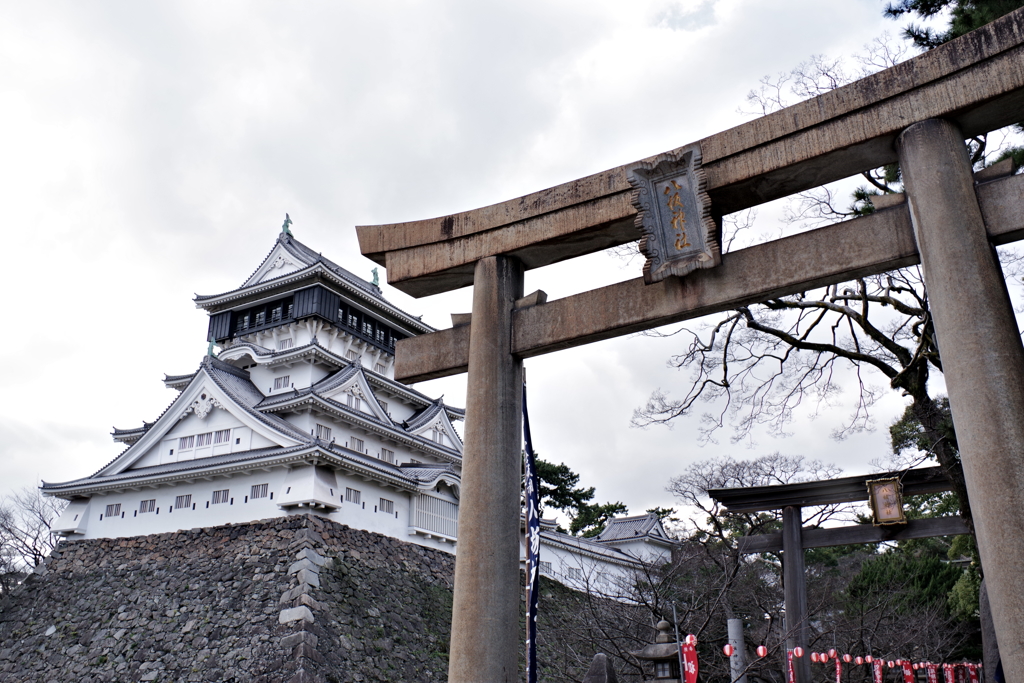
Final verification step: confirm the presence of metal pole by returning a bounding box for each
[448,255,524,683]
[897,119,1024,683]
[783,505,810,683]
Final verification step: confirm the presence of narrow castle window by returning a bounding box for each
[196,432,213,447]
[316,424,332,441]
[105,503,121,518]
[175,495,192,509]
[212,489,229,504]
[139,499,156,513]
[178,435,195,450]
[251,483,269,499]
[273,375,291,390]
[379,498,394,514]
[345,488,361,504]
[380,448,395,464]
[278,338,293,350]
[374,363,386,374]
[213,429,231,444]
[349,436,364,452]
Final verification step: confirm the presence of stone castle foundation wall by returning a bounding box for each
[0,515,640,683]
[0,515,456,683]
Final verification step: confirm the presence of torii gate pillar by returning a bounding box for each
[898,119,1024,682]
[448,255,524,683]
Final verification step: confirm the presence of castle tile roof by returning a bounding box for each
[594,513,674,547]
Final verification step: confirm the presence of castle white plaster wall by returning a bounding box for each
[56,466,458,553]
[524,539,642,598]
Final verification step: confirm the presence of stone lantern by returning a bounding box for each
[630,620,682,682]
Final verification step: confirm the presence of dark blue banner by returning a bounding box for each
[523,380,540,683]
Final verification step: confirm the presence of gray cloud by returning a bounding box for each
[0,0,916,516]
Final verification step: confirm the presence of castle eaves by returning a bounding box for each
[42,442,434,497]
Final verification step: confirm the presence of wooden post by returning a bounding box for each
[782,506,809,683]
[448,255,524,683]
[897,118,1024,683]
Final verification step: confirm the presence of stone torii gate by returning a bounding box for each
[709,466,970,683]
[357,11,1024,683]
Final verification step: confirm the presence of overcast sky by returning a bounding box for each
[1,1,945,520]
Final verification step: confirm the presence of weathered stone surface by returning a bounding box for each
[583,653,619,683]
[295,568,320,588]
[288,558,320,576]
[295,549,326,567]
[279,607,314,625]
[449,256,524,682]
[395,171,1024,383]
[357,9,1024,296]
[898,118,1024,683]
[0,516,460,683]
[0,514,638,682]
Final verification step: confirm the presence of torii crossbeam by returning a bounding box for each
[358,11,1024,683]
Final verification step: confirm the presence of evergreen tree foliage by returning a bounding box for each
[885,0,1024,49]
[534,456,629,537]
[846,553,962,612]
[890,397,958,459]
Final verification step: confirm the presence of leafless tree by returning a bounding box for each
[631,33,1024,531]
[0,486,66,575]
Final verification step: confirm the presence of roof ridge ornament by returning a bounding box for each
[627,144,720,284]
[281,213,293,237]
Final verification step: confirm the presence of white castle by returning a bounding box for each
[44,226,674,588]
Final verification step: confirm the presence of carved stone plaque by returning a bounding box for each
[628,144,720,284]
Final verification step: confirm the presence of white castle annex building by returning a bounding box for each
[44,225,675,586]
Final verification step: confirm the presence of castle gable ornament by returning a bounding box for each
[271,255,295,270]
[181,393,224,421]
[628,144,720,284]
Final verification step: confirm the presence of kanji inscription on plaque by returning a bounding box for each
[628,145,720,284]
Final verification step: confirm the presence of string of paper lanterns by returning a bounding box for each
[715,644,982,683]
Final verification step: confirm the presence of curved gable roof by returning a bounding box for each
[90,357,309,479]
